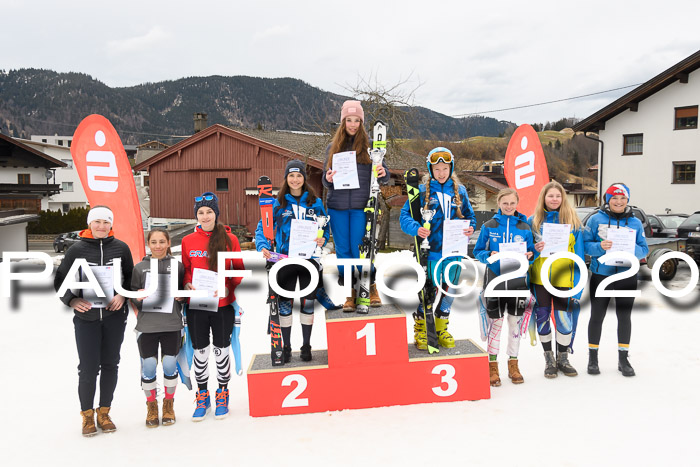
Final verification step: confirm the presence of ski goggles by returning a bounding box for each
[427,150,453,165]
[194,195,215,202]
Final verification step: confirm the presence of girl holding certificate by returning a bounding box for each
[256,160,331,363]
[181,192,244,420]
[322,100,390,311]
[473,189,535,386]
[53,205,133,437]
[528,181,584,379]
[583,183,648,377]
[399,147,476,350]
[131,229,185,427]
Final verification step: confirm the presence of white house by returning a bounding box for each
[574,50,700,214]
[30,134,73,148]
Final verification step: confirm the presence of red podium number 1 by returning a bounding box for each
[356,323,376,356]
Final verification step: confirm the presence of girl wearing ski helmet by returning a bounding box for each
[256,160,331,362]
[583,183,648,377]
[474,189,535,386]
[131,229,185,427]
[181,192,245,421]
[528,181,585,378]
[399,147,476,349]
[322,100,390,311]
[53,205,134,437]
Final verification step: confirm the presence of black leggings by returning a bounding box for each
[588,273,636,347]
[186,305,235,349]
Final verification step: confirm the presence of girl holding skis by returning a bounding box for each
[53,205,134,437]
[474,188,536,386]
[399,147,476,349]
[256,160,330,363]
[583,183,648,377]
[131,229,185,427]
[181,192,245,421]
[528,181,584,378]
[322,100,390,311]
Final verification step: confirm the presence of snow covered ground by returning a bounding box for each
[2,251,699,466]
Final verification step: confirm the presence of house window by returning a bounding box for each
[675,106,698,130]
[18,173,30,184]
[67,140,72,147]
[62,182,74,192]
[62,203,71,213]
[216,178,229,192]
[41,138,47,143]
[57,140,64,146]
[61,159,73,168]
[623,134,643,155]
[672,161,695,184]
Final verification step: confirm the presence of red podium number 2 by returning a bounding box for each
[281,375,309,408]
[356,323,376,356]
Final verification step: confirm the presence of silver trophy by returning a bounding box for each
[420,207,436,250]
[313,215,330,258]
[368,147,386,192]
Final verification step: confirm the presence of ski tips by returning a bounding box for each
[428,345,440,354]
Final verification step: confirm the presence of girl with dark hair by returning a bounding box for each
[181,192,244,421]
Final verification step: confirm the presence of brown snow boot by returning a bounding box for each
[508,358,524,384]
[489,361,501,387]
[343,290,356,312]
[162,398,176,425]
[96,406,117,433]
[81,409,97,437]
[146,400,159,428]
[369,284,382,307]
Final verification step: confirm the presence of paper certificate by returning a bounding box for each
[189,268,219,311]
[607,226,636,266]
[498,241,528,274]
[289,219,318,259]
[142,272,174,314]
[82,265,115,308]
[442,219,470,257]
[541,223,571,257]
[332,151,360,190]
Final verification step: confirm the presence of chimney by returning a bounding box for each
[194,112,208,133]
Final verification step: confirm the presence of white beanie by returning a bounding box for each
[87,206,114,225]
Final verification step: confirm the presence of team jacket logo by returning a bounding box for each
[504,124,549,217]
[189,250,209,258]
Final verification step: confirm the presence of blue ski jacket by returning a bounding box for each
[399,178,477,262]
[473,210,535,275]
[583,206,649,276]
[255,191,330,256]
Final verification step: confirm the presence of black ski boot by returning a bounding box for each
[618,350,635,377]
[283,345,292,363]
[300,344,312,362]
[557,350,578,376]
[544,351,558,379]
[587,348,600,375]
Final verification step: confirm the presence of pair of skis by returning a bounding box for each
[356,121,387,314]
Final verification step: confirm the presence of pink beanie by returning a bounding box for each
[340,100,364,123]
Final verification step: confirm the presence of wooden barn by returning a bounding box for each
[132,124,327,236]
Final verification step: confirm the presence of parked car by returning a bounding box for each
[677,212,700,262]
[53,231,81,253]
[576,205,652,238]
[648,214,688,238]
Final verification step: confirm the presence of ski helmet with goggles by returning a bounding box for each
[426,147,454,179]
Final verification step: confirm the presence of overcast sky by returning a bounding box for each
[2,0,698,125]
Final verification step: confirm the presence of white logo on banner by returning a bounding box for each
[86,131,118,193]
[514,136,536,189]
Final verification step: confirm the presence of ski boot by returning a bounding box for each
[435,316,455,348]
[508,358,524,384]
[300,344,312,362]
[215,388,229,419]
[489,361,501,387]
[413,313,427,350]
[192,389,210,421]
[557,350,578,376]
[146,400,159,428]
[544,350,558,379]
[588,348,600,375]
[283,345,292,363]
[618,350,635,377]
[162,398,176,426]
[369,284,382,307]
[96,407,116,433]
[81,409,97,437]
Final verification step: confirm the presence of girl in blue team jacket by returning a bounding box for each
[400,147,476,350]
[583,183,648,377]
[473,188,535,386]
[256,160,330,363]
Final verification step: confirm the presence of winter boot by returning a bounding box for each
[146,400,159,428]
[192,389,210,421]
[80,409,97,437]
[489,361,501,387]
[95,407,116,433]
[618,350,635,377]
[162,398,176,426]
[283,345,292,363]
[300,344,312,362]
[544,350,558,379]
[508,358,524,384]
[214,388,229,419]
[413,313,427,350]
[435,316,455,348]
[369,284,382,307]
[587,348,600,375]
[557,351,578,376]
[343,290,356,312]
